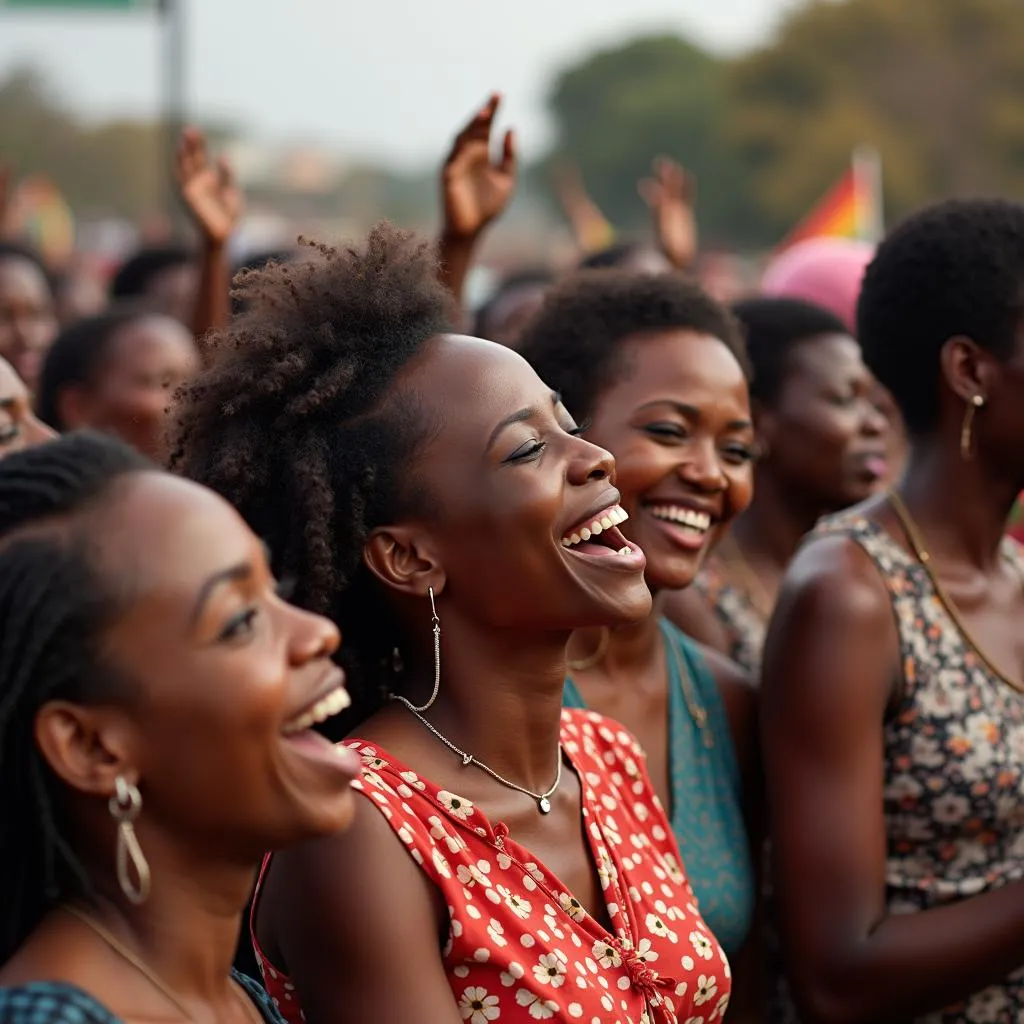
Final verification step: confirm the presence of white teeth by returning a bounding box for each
[560,505,631,548]
[282,686,351,735]
[649,505,712,532]
[617,546,632,556]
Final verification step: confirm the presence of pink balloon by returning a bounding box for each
[761,238,875,333]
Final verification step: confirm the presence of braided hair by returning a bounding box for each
[171,223,456,728]
[0,431,150,965]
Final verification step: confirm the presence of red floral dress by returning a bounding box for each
[253,709,732,1024]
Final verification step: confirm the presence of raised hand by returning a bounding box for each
[551,158,615,253]
[0,162,16,240]
[442,94,516,241]
[639,157,698,270]
[175,127,243,247]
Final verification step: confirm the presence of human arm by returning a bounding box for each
[550,159,615,255]
[257,794,461,1024]
[175,127,243,344]
[762,535,1024,1024]
[438,94,516,315]
[638,157,697,272]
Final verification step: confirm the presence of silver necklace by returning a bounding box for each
[391,696,563,814]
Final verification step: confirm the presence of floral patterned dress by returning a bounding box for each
[254,709,732,1024]
[767,512,1024,1024]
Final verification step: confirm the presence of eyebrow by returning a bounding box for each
[189,561,253,627]
[637,399,752,431]
[486,391,563,451]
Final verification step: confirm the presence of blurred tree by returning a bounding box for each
[545,34,756,246]
[728,0,1024,240]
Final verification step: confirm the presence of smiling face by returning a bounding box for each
[759,333,890,510]
[381,335,652,631]
[583,329,755,593]
[0,357,56,459]
[37,472,359,856]
[0,255,58,392]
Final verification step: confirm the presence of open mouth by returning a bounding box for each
[560,504,635,557]
[282,685,351,735]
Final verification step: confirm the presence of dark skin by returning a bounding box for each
[762,330,1024,1024]
[0,355,56,457]
[563,329,761,1019]
[0,473,357,1022]
[55,314,200,460]
[257,335,653,1024]
[0,254,58,393]
[667,332,889,655]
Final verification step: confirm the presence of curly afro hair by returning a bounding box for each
[170,223,455,727]
[857,198,1024,436]
[732,297,849,408]
[517,269,748,423]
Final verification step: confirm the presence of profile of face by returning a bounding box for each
[366,335,652,632]
[145,262,200,326]
[0,357,56,459]
[583,330,755,593]
[35,472,359,858]
[58,315,200,459]
[0,255,59,392]
[758,333,890,510]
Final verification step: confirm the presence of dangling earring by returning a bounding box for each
[401,586,441,712]
[960,394,985,461]
[109,775,150,905]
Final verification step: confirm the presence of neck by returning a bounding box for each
[896,439,1019,570]
[76,837,256,1005]
[731,467,821,568]
[569,597,664,677]
[400,614,570,794]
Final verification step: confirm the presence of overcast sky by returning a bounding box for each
[0,0,794,165]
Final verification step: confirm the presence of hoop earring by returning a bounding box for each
[405,586,441,712]
[960,394,985,461]
[109,776,150,905]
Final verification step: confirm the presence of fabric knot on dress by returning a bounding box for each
[615,939,676,1009]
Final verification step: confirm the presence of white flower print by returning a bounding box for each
[399,769,426,790]
[458,986,500,1023]
[634,938,658,964]
[457,863,492,890]
[931,792,971,825]
[361,754,387,771]
[515,989,559,1019]
[592,939,622,969]
[438,790,475,820]
[431,847,452,879]
[486,918,508,948]
[646,912,677,943]
[532,952,567,988]
[558,893,586,922]
[689,930,714,960]
[710,990,731,1022]
[497,886,532,919]
[694,975,718,1006]
[500,961,525,987]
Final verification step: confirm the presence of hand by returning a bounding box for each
[639,157,697,270]
[175,127,243,247]
[0,162,16,239]
[551,158,615,253]
[442,94,516,241]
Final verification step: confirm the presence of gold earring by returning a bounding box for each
[960,394,985,461]
[109,776,150,905]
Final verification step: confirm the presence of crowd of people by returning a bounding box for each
[1,92,1024,1024]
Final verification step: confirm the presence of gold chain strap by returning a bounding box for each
[887,488,1024,695]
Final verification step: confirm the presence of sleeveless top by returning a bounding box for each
[766,511,1024,1024]
[253,709,733,1024]
[689,554,765,676]
[0,972,281,1024]
[562,619,754,955]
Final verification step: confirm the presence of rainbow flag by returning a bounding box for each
[780,148,883,251]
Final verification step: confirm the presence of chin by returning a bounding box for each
[586,577,654,627]
[292,787,358,842]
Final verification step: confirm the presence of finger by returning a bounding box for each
[216,155,236,190]
[457,92,501,146]
[499,129,516,175]
[637,178,661,209]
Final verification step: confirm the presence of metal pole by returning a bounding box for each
[160,0,185,234]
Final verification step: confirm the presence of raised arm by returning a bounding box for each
[763,535,1024,1024]
[258,794,461,1024]
[438,94,516,315]
[175,127,243,345]
[638,157,698,272]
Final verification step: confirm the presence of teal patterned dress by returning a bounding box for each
[563,618,755,955]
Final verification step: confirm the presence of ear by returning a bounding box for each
[363,524,446,600]
[55,384,93,432]
[940,335,990,403]
[34,701,140,800]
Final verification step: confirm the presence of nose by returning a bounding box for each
[861,398,890,438]
[678,437,727,492]
[567,435,615,486]
[289,604,342,666]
